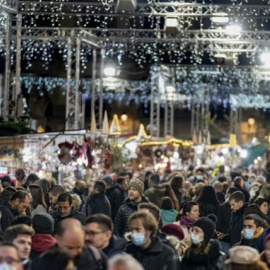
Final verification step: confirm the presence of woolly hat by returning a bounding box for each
[33,213,54,234]
[192,215,216,245]
[226,246,259,265]
[161,224,184,241]
[103,175,113,187]
[128,179,144,195]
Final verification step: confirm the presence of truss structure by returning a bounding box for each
[17,2,270,19]
[0,0,17,13]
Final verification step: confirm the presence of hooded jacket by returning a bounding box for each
[145,185,166,208]
[160,209,178,226]
[30,234,56,259]
[114,196,148,237]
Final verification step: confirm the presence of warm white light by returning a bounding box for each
[173,152,179,159]
[248,118,256,126]
[104,67,116,76]
[121,114,128,122]
[222,148,229,155]
[240,149,248,158]
[261,53,270,67]
[211,13,229,24]
[225,25,241,35]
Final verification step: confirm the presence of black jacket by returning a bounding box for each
[114,196,148,237]
[51,207,86,233]
[256,226,270,253]
[181,240,221,270]
[32,245,107,270]
[106,184,124,220]
[236,237,258,248]
[216,201,231,234]
[0,202,17,231]
[223,205,246,247]
[126,236,177,270]
[102,235,126,258]
[82,193,111,218]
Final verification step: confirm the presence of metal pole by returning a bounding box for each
[75,38,81,129]
[170,102,174,136]
[98,48,105,129]
[15,14,22,121]
[65,37,72,130]
[191,95,195,137]
[4,13,11,121]
[164,100,168,137]
[91,49,97,122]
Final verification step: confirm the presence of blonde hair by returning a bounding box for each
[71,194,82,211]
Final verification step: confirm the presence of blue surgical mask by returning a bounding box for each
[190,232,203,245]
[131,232,146,246]
[243,229,255,240]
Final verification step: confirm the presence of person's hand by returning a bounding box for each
[217,231,225,240]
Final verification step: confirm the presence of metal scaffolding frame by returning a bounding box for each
[192,88,211,144]
[230,108,242,144]
[17,2,270,19]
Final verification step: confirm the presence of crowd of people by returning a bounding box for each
[0,165,270,269]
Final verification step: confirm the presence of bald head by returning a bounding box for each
[55,218,84,257]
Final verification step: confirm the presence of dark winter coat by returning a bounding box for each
[51,206,86,233]
[181,239,221,270]
[0,202,17,231]
[23,259,32,270]
[256,226,270,253]
[235,237,258,249]
[126,236,177,270]
[106,184,124,220]
[216,201,231,234]
[82,193,111,218]
[32,245,107,270]
[114,196,148,237]
[102,235,126,258]
[145,185,166,208]
[198,203,220,219]
[223,205,246,247]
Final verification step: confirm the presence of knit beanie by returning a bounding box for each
[33,213,54,234]
[192,215,216,245]
[128,179,144,196]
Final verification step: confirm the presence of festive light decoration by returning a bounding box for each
[109,114,121,135]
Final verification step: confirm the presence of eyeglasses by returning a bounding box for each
[0,256,20,264]
[85,230,105,236]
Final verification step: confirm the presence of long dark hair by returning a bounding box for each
[170,175,184,191]
[163,184,179,210]
[196,186,220,216]
[29,184,47,209]
[38,179,51,208]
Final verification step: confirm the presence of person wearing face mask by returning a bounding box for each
[0,243,23,270]
[126,211,177,270]
[235,214,264,248]
[181,215,221,270]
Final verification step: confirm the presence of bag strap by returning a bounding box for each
[88,245,103,270]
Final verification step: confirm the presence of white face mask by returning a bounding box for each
[190,232,203,245]
[243,229,255,240]
[0,263,17,270]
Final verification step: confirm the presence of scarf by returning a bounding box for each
[180,215,194,230]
